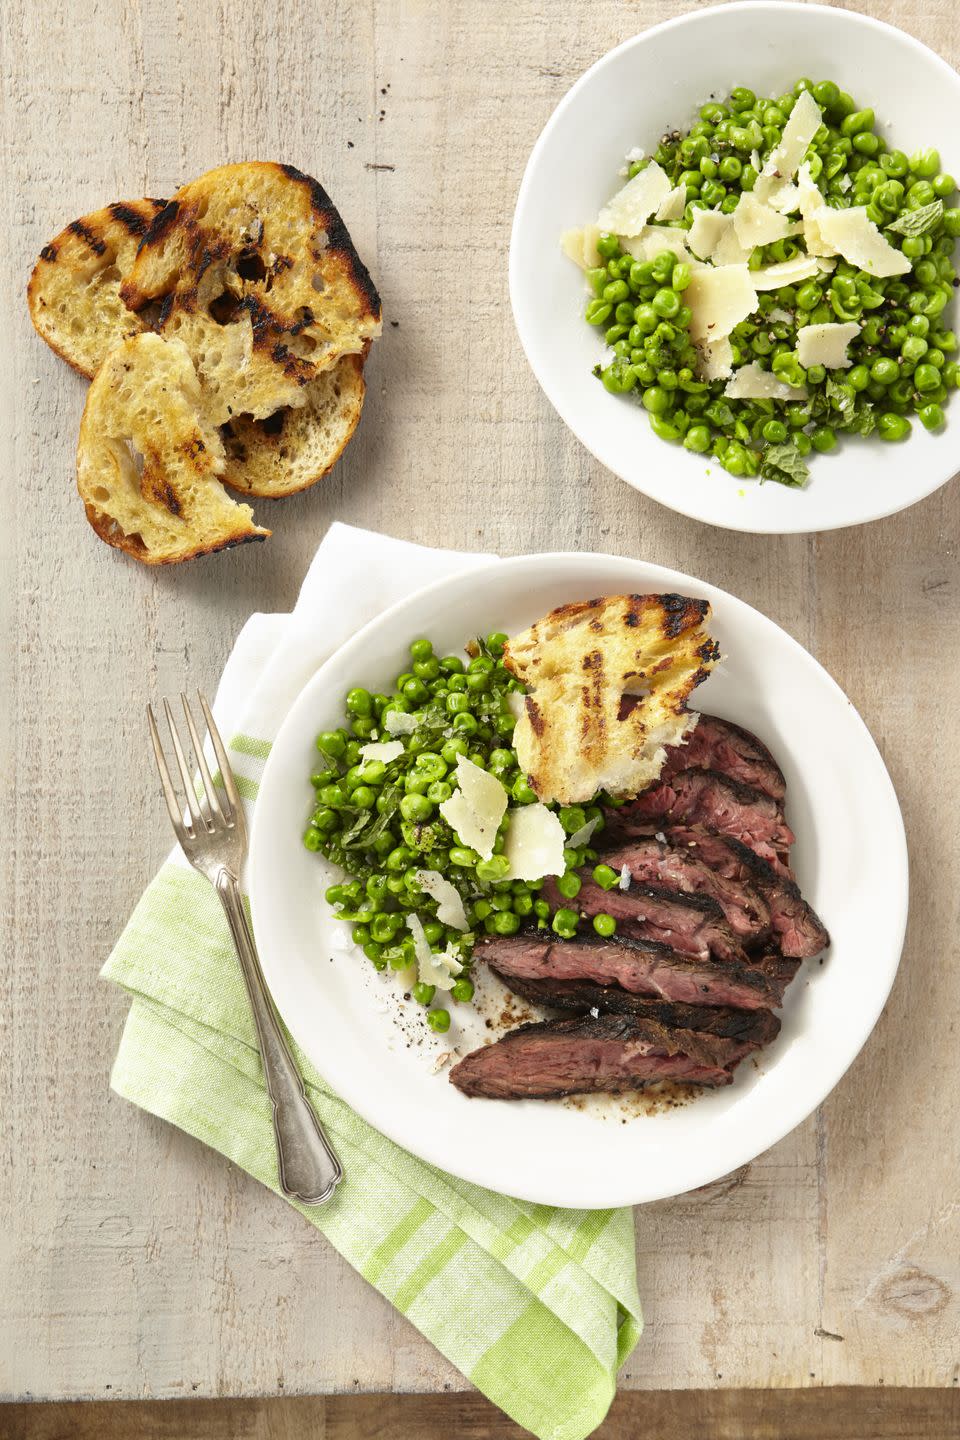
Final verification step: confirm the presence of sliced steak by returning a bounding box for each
[611,769,796,873]
[648,826,830,959]
[544,873,748,964]
[661,713,787,801]
[449,1013,749,1099]
[493,968,781,1046]
[599,836,771,943]
[476,930,793,1011]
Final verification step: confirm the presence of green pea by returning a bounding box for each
[812,80,840,109]
[901,335,928,363]
[878,412,911,441]
[910,147,940,178]
[870,357,899,386]
[652,287,680,319]
[555,871,582,900]
[683,424,712,453]
[316,730,346,759]
[841,108,874,137]
[345,687,372,716]
[592,863,620,891]
[491,911,521,936]
[427,1008,450,1033]
[551,908,579,939]
[449,846,479,868]
[811,425,837,453]
[476,855,511,883]
[642,385,671,415]
[853,132,879,156]
[412,981,435,1007]
[761,419,788,444]
[796,282,822,311]
[914,363,941,392]
[596,232,620,259]
[349,785,374,810]
[585,298,612,325]
[918,402,945,430]
[450,977,475,1004]
[943,207,960,236]
[303,825,322,852]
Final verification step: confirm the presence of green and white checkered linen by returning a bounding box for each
[101,524,641,1440]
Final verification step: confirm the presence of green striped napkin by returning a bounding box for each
[102,523,642,1440]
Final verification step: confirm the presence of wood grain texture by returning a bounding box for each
[5,1390,960,1440]
[2,0,960,1404]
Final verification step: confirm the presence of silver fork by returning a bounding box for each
[147,692,342,1206]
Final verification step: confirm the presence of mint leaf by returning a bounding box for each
[844,405,876,438]
[825,375,856,417]
[760,443,810,488]
[887,200,943,238]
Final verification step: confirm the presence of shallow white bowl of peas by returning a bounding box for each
[510,1,960,533]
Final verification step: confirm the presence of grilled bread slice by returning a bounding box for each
[503,594,720,805]
[120,162,382,425]
[220,352,366,497]
[77,333,269,564]
[27,198,166,378]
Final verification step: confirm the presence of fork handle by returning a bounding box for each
[216,870,343,1206]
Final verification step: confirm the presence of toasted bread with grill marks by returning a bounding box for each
[220,351,366,498]
[27,198,167,378]
[120,162,382,426]
[503,594,720,805]
[77,333,269,565]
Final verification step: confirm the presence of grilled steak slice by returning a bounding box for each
[449,1013,748,1099]
[492,968,782,1045]
[544,873,748,964]
[476,930,793,1010]
[661,713,787,801]
[646,826,830,959]
[599,836,771,943]
[611,769,796,873]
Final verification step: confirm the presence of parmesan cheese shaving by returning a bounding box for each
[713,224,753,267]
[415,870,470,931]
[766,180,802,215]
[618,865,632,891]
[383,709,419,736]
[438,755,508,861]
[655,183,687,223]
[567,814,601,849]
[561,225,603,269]
[621,226,697,265]
[408,914,461,992]
[359,739,404,763]
[756,89,822,199]
[684,264,758,344]
[809,204,911,277]
[752,254,822,290]
[724,361,808,401]
[733,192,792,249]
[502,803,566,882]
[796,320,861,370]
[598,161,673,237]
[687,209,750,266]
[697,335,734,381]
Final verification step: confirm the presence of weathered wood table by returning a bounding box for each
[3,0,959,1412]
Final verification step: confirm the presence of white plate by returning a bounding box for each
[249,554,907,1206]
[510,1,960,533]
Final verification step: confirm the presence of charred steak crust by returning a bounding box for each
[629,824,830,958]
[475,929,792,1011]
[598,835,772,943]
[662,713,787,801]
[544,872,749,965]
[491,968,782,1046]
[448,1012,747,1100]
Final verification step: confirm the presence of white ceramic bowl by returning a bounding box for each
[510,2,960,533]
[249,553,908,1207]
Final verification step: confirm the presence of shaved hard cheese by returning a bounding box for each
[768,306,793,323]
[618,865,632,891]
[438,755,507,861]
[567,813,601,849]
[766,181,801,215]
[505,691,526,722]
[795,162,825,219]
[415,871,470,931]
[796,320,861,370]
[697,335,734,382]
[684,264,758,344]
[688,208,730,260]
[560,225,603,269]
[724,361,808,401]
[502,803,566,883]
[408,913,461,992]
[598,161,673,237]
[621,226,697,265]
[655,184,687,223]
[383,709,419,736]
[733,192,792,249]
[713,224,753,267]
[756,89,823,199]
[752,254,821,290]
[810,205,911,277]
[359,739,404,763]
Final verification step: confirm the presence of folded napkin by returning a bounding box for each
[101,522,641,1440]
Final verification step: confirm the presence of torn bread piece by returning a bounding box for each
[27,198,167,378]
[503,594,720,805]
[121,162,382,425]
[220,352,366,497]
[77,333,269,564]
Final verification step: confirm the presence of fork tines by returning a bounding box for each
[147,692,241,842]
